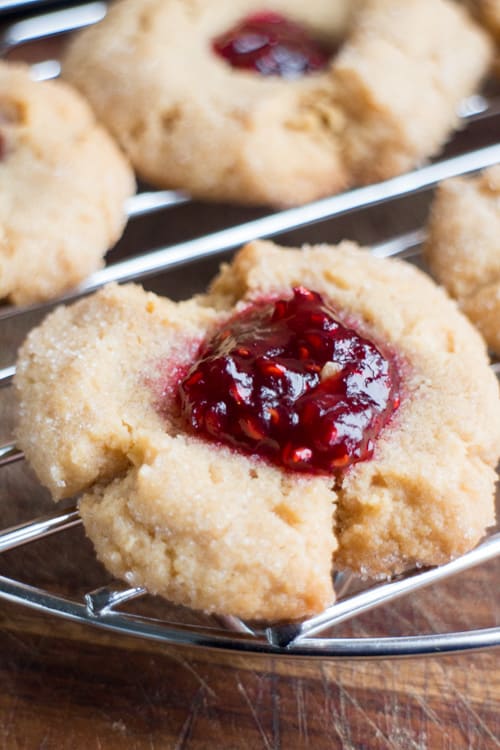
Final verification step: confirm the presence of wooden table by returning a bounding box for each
[1,10,499,747]
[0,597,497,750]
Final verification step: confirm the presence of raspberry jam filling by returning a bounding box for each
[212,12,331,78]
[179,287,400,474]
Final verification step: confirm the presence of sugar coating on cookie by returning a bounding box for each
[0,62,135,305]
[15,242,500,620]
[62,0,491,206]
[425,166,500,355]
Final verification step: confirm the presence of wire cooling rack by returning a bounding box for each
[0,0,55,14]
[0,1,499,658]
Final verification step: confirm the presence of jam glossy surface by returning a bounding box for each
[212,12,330,78]
[179,288,400,475]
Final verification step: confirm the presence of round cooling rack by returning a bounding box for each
[0,501,497,658]
[1,577,500,659]
[0,0,499,660]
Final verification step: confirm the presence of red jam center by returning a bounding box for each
[179,288,400,474]
[212,12,331,78]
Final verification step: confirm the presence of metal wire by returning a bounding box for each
[0,0,55,13]
[0,143,499,335]
[0,1,106,52]
[0,226,426,387]
[0,0,499,658]
[0,442,23,467]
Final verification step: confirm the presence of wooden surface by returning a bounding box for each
[1,15,499,749]
[0,599,498,750]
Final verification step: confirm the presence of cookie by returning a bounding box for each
[424,166,500,355]
[468,0,500,38]
[15,241,500,621]
[0,61,135,305]
[465,0,500,73]
[62,0,491,207]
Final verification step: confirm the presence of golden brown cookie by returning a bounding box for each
[62,0,491,207]
[425,165,500,355]
[468,0,500,37]
[0,61,135,305]
[15,241,500,621]
[465,0,500,74]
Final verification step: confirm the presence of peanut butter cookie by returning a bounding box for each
[15,241,500,620]
[63,0,491,206]
[0,62,135,305]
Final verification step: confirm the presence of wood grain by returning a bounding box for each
[0,598,498,750]
[0,23,499,750]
